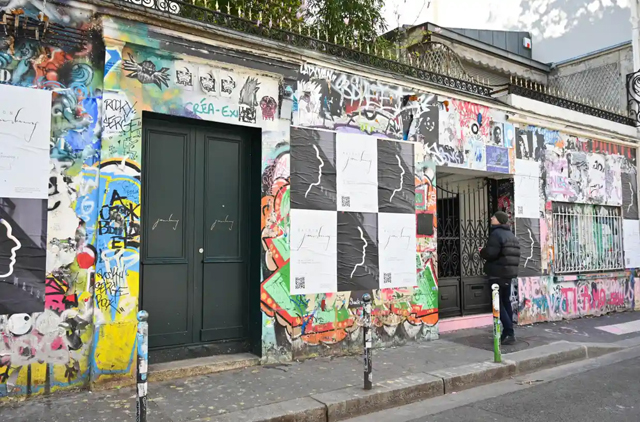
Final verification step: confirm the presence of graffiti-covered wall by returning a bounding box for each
[1,3,639,399]
[0,4,104,397]
[261,63,441,360]
[513,126,639,324]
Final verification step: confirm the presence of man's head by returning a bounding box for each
[491,211,509,226]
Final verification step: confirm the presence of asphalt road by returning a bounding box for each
[345,348,640,422]
[415,357,640,422]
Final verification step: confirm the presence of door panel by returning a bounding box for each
[201,263,247,342]
[142,116,253,354]
[142,124,194,348]
[200,133,249,344]
[204,136,243,259]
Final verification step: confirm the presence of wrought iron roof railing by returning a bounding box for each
[508,78,635,126]
[115,0,493,97]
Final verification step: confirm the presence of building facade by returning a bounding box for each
[0,0,638,398]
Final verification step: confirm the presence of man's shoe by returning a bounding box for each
[501,335,516,345]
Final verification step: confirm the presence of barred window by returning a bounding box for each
[552,203,624,273]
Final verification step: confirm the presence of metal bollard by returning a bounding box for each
[491,284,501,363]
[136,310,149,422]
[362,293,372,390]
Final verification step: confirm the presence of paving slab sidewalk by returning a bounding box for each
[2,312,640,422]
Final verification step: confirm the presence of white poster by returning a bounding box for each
[514,159,541,219]
[336,133,378,212]
[623,219,640,268]
[290,209,337,294]
[378,213,417,288]
[0,84,52,199]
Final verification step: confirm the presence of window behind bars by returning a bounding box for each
[552,202,624,274]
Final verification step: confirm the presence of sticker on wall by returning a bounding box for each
[605,155,623,206]
[516,128,544,161]
[377,139,415,214]
[486,145,509,173]
[122,53,170,89]
[0,198,47,314]
[587,154,606,202]
[290,127,337,211]
[175,64,195,90]
[0,84,52,199]
[515,218,542,277]
[622,172,639,219]
[503,123,515,148]
[378,212,417,289]
[220,74,236,97]
[239,76,260,124]
[260,96,278,121]
[623,219,640,268]
[199,67,218,96]
[490,121,504,146]
[337,212,379,292]
[514,159,541,218]
[290,209,337,294]
[336,133,378,213]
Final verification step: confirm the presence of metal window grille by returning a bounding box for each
[552,202,624,274]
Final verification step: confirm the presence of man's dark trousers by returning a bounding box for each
[491,277,514,337]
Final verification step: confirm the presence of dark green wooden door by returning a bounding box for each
[142,117,251,351]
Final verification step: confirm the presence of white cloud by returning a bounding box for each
[587,0,601,13]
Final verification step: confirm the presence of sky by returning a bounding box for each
[383,0,633,63]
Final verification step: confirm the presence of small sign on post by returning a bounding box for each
[491,284,502,363]
[136,310,149,422]
[362,293,373,390]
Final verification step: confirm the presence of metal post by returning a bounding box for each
[136,310,149,422]
[362,293,372,390]
[491,284,501,363]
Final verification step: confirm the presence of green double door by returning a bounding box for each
[141,116,257,354]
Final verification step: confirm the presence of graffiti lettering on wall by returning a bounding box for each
[296,63,438,143]
[517,275,633,325]
[0,8,106,396]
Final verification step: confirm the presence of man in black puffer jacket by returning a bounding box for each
[479,211,520,345]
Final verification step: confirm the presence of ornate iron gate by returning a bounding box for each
[436,179,492,317]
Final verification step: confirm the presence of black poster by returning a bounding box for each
[0,198,47,314]
[337,212,379,292]
[377,139,415,214]
[516,129,545,162]
[290,127,337,211]
[515,217,542,277]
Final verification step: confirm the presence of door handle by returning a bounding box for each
[199,248,204,254]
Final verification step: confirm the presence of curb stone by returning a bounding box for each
[206,397,326,422]
[208,342,617,422]
[427,360,515,394]
[312,373,443,422]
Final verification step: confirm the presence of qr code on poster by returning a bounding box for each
[341,196,351,208]
[383,273,392,284]
[295,277,306,290]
